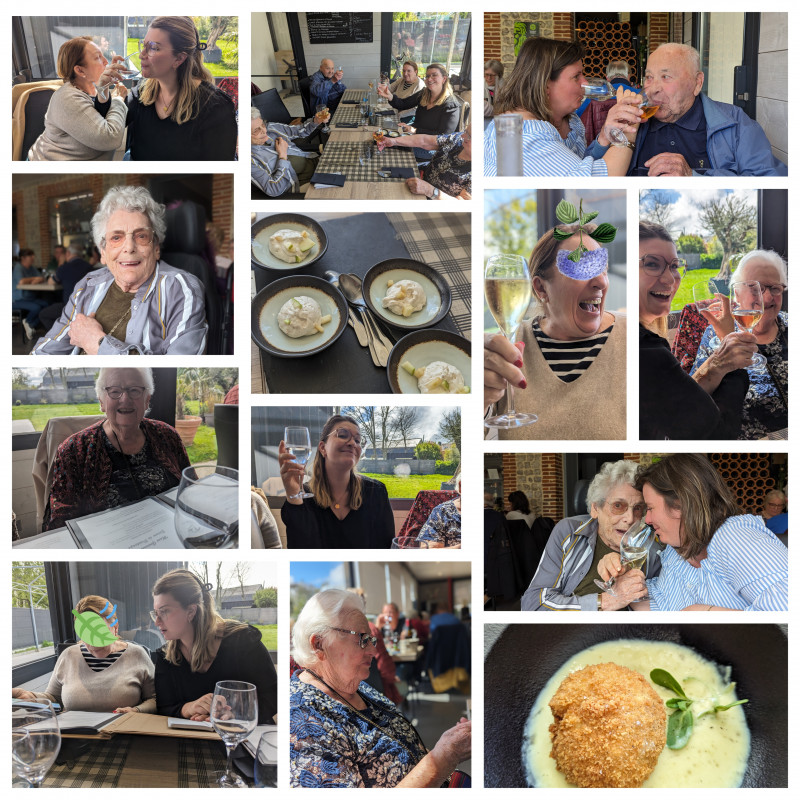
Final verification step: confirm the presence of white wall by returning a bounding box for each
[756,12,788,165]
[252,12,293,93]
[12,448,37,538]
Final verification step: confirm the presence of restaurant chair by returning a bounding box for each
[12,308,29,345]
[251,89,297,126]
[455,95,470,131]
[216,77,238,111]
[484,510,516,607]
[426,623,470,695]
[12,81,62,160]
[298,75,314,119]
[31,414,106,532]
[214,403,238,470]
[671,301,710,374]
[397,490,457,539]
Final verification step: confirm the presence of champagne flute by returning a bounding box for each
[484,254,538,429]
[594,519,655,597]
[730,280,767,369]
[12,701,61,788]
[284,426,313,499]
[692,281,723,319]
[210,681,258,788]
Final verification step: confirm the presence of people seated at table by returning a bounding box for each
[37,243,94,334]
[12,248,49,339]
[484,38,642,177]
[388,61,425,123]
[152,569,277,723]
[44,366,189,530]
[626,44,787,176]
[484,222,626,439]
[417,468,461,548]
[521,460,660,611]
[290,589,471,787]
[12,594,156,713]
[638,221,756,439]
[32,185,208,355]
[279,414,394,548]
[690,250,788,440]
[483,60,504,120]
[761,489,788,543]
[28,36,128,161]
[378,123,471,199]
[250,106,328,197]
[310,58,347,115]
[376,602,405,639]
[598,454,788,611]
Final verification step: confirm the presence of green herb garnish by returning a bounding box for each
[554,198,617,261]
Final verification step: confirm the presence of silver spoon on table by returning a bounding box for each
[323,270,379,365]
[339,273,396,361]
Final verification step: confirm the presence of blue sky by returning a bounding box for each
[290,561,344,587]
[641,188,755,237]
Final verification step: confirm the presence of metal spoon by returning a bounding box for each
[323,270,376,363]
[340,273,396,353]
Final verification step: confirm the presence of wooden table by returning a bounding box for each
[16,282,60,292]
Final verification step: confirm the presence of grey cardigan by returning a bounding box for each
[521,515,662,611]
[28,82,126,161]
[32,261,207,355]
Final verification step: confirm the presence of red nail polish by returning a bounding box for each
[514,358,523,368]
[518,379,527,390]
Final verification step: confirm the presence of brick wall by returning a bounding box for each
[501,453,517,495]
[485,13,501,62]
[211,174,234,250]
[541,453,563,521]
[552,13,574,41]
[649,13,671,52]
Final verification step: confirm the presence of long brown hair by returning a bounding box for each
[639,220,675,337]
[494,38,584,119]
[57,36,95,85]
[138,16,214,125]
[420,63,454,108]
[310,415,364,510]
[634,454,740,561]
[152,568,246,672]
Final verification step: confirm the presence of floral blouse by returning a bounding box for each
[290,676,426,787]
[424,132,471,198]
[417,499,461,547]
[691,312,788,439]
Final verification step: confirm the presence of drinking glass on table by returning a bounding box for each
[594,519,655,597]
[12,700,61,788]
[175,465,239,548]
[360,99,371,129]
[210,681,258,788]
[484,254,538,429]
[730,280,767,369]
[316,104,331,134]
[254,729,278,787]
[284,426,313,499]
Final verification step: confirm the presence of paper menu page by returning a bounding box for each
[243,724,278,761]
[178,474,238,520]
[13,528,77,549]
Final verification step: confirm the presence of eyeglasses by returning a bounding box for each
[149,607,175,623]
[330,627,378,649]
[605,499,647,519]
[328,428,363,447]
[105,386,146,399]
[138,40,166,55]
[640,254,687,279]
[104,229,155,248]
[755,283,786,297]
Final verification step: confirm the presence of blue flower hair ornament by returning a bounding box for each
[556,247,609,280]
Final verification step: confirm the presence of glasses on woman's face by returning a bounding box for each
[149,606,175,623]
[331,627,378,649]
[754,282,786,297]
[639,254,687,279]
[605,499,647,519]
[328,428,363,447]
[138,40,166,55]
[105,386,146,400]
[104,229,155,249]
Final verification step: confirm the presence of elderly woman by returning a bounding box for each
[417,469,461,548]
[483,59,504,119]
[377,123,471,199]
[28,36,128,161]
[291,589,471,787]
[44,367,189,530]
[152,569,277,723]
[484,224,626,439]
[485,38,642,177]
[599,454,788,611]
[32,185,207,354]
[690,250,788,439]
[388,60,425,123]
[521,459,660,612]
[638,221,756,439]
[279,415,394,549]
[12,594,155,713]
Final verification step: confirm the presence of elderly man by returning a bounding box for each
[309,58,346,115]
[37,243,93,333]
[625,43,786,176]
[761,489,787,542]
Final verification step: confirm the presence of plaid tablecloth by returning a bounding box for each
[314,140,419,183]
[387,212,472,337]
[339,88,367,105]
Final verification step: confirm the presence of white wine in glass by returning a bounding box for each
[594,519,656,598]
[730,280,766,370]
[484,254,538,429]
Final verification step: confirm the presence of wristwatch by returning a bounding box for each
[427,187,440,200]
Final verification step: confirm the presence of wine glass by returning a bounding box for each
[94,50,142,101]
[12,701,61,788]
[484,254,538,429]
[316,104,331,134]
[254,729,278,787]
[692,281,724,319]
[210,681,258,788]
[391,536,430,549]
[284,426,313,499]
[730,280,767,369]
[174,465,239,548]
[360,99,371,129]
[594,519,656,596]
[581,80,659,145]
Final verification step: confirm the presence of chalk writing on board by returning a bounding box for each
[306,13,373,44]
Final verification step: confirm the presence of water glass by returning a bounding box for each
[12,701,61,788]
[254,729,278,787]
[210,681,258,788]
[174,465,239,548]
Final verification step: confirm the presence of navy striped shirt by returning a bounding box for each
[80,643,124,672]
[532,320,612,383]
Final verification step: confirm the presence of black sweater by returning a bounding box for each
[154,625,277,723]
[388,91,461,136]
[639,324,748,440]
[281,476,395,549]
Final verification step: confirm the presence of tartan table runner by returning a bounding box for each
[314,140,419,183]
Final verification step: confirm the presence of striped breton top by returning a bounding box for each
[531,319,612,382]
[80,642,125,672]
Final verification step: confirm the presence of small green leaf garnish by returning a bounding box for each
[589,222,617,244]
[650,669,688,698]
[568,249,584,263]
[552,228,572,241]
[665,698,693,710]
[555,199,617,262]
[666,708,694,750]
[555,199,578,224]
[714,699,749,713]
[580,210,599,224]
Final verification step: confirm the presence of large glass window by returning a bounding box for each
[390,13,470,79]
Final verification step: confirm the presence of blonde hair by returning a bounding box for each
[152,568,247,672]
[309,415,364,510]
[57,36,95,85]
[421,63,453,108]
[137,16,214,125]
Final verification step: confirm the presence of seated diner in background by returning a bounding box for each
[417,468,461,548]
[32,185,207,355]
[388,61,425,123]
[483,60,504,120]
[44,367,189,530]
[310,59,346,116]
[760,489,787,543]
[12,248,49,340]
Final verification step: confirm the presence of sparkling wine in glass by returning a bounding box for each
[316,104,331,133]
[594,519,656,597]
[730,280,767,369]
[484,254,538,429]
[210,681,258,788]
[12,701,61,788]
[284,426,313,499]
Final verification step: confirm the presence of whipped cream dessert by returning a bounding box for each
[382,279,426,317]
[268,229,315,264]
[278,296,323,338]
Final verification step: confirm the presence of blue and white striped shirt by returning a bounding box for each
[485,114,608,177]
[646,515,787,611]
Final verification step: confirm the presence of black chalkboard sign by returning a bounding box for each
[306,13,373,44]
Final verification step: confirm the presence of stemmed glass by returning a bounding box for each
[210,681,258,788]
[316,104,331,134]
[284,426,313,499]
[174,465,239,548]
[391,536,430,549]
[730,280,767,369]
[484,254,538,429]
[692,281,723,319]
[12,700,61,788]
[254,729,278,787]
[594,519,656,597]
[94,50,141,101]
[360,99,371,129]
[580,79,659,145]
